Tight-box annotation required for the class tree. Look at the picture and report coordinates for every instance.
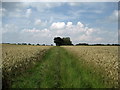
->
[76,43,88,46]
[22,43,27,45]
[42,44,45,46]
[28,43,31,45]
[54,37,63,46]
[62,37,72,45]
[54,37,72,46]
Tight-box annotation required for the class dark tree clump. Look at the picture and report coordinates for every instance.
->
[54,37,63,46]
[54,37,72,46]
[62,37,72,45]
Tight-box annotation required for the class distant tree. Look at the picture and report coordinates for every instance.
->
[111,44,119,46]
[18,43,21,45]
[62,37,72,45]
[28,43,31,45]
[54,37,63,46]
[54,37,73,46]
[22,43,27,45]
[76,43,88,46]
[37,44,40,46]
[42,44,45,46]
[12,43,16,45]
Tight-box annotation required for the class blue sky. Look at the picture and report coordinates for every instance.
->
[1,2,119,44]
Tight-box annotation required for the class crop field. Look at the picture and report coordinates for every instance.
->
[2,44,51,88]
[2,44,51,71]
[63,46,119,87]
[1,44,119,88]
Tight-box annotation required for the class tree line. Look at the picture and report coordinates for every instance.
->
[2,37,120,46]
[54,37,120,46]
[2,43,53,46]
[76,43,120,46]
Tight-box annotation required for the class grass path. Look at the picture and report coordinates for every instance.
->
[11,47,108,88]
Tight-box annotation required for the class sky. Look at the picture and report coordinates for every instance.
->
[1,2,119,45]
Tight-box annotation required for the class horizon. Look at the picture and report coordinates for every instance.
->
[1,2,119,44]
[1,42,120,45]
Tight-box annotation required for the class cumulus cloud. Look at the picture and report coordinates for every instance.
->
[2,2,118,44]
[3,20,117,44]
[77,22,84,27]
[23,21,108,43]
[49,21,116,44]
[66,22,73,28]
[50,22,65,29]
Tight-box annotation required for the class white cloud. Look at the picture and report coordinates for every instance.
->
[66,22,73,28]
[2,2,118,44]
[2,19,117,44]
[49,21,106,43]
[50,22,65,29]
[77,22,84,28]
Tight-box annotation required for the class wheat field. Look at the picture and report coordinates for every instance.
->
[2,44,51,73]
[63,46,118,87]
[1,44,119,88]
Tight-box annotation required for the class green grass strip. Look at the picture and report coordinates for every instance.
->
[11,47,110,88]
